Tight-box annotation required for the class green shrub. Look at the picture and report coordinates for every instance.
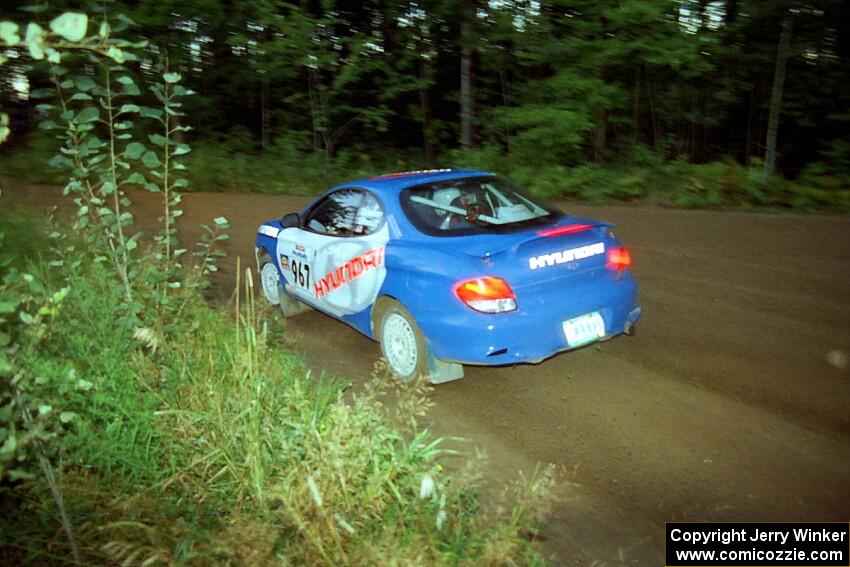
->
[27,257,177,487]
[0,205,41,274]
[184,137,433,195]
[8,129,848,212]
[0,133,65,185]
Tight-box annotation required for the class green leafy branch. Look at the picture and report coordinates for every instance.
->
[0,12,144,144]
[114,70,204,300]
[43,64,144,302]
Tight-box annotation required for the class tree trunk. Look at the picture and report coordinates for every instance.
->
[325,139,333,173]
[632,66,641,147]
[499,64,512,155]
[593,108,607,160]
[646,72,660,151]
[261,78,270,149]
[460,3,476,149]
[460,35,473,148]
[725,0,738,24]
[698,0,710,29]
[308,70,322,152]
[419,58,435,166]
[765,9,793,177]
[745,85,754,162]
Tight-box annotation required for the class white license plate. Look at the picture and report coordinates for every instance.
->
[562,312,606,347]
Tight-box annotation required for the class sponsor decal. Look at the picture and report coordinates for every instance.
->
[314,246,385,299]
[279,254,289,270]
[529,242,605,270]
[291,244,309,260]
[258,224,280,238]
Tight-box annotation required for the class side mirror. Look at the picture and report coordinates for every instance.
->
[281,212,300,228]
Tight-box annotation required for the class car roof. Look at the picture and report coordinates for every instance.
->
[334,168,494,193]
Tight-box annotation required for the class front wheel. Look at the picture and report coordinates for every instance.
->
[377,301,430,381]
[260,258,281,305]
[259,253,310,317]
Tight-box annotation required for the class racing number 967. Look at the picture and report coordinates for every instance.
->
[291,260,311,290]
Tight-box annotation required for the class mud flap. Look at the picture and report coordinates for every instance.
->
[428,355,464,384]
[278,282,312,317]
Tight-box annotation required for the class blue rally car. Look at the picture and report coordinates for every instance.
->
[255,169,641,383]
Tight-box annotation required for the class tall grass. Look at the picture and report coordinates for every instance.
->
[1,229,556,565]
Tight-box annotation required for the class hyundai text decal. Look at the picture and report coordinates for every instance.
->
[529,242,605,270]
[314,247,385,299]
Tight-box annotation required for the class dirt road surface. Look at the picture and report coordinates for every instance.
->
[5,180,850,565]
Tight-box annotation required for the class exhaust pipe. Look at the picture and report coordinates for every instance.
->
[625,322,637,336]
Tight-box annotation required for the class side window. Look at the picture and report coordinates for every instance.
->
[352,192,383,235]
[304,189,384,236]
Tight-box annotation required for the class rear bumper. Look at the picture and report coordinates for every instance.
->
[419,274,641,365]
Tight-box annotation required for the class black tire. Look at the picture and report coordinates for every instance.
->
[374,299,430,381]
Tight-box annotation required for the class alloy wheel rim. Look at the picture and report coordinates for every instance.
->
[383,313,418,377]
[261,263,280,304]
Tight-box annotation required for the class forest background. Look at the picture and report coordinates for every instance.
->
[2,0,848,210]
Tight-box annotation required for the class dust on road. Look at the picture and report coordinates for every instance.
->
[5,180,850,565]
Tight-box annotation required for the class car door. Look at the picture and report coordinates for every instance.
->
[276,188,390,318]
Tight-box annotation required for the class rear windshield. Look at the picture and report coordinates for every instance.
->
[400,176,559,236]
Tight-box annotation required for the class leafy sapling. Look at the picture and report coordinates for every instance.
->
[44,61,144,303]
[0,12,140,145]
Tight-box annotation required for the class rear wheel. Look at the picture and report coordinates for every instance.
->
[376,300,430,381]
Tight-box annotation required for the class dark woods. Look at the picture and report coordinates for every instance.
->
[3,0,849,186]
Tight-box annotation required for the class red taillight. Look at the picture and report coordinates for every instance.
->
[536,224,593,238]
[454,276,517,313]
[606,246,632,271]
